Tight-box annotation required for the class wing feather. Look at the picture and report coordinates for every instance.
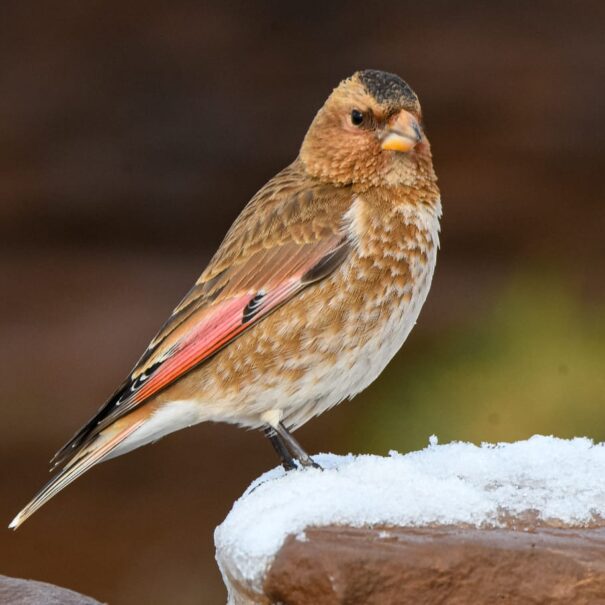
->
[51,161,353,468]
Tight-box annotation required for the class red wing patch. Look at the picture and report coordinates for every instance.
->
[51,237,350,469]
[129,279,299,405]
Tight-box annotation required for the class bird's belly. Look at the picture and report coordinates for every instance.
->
[279,249,437,428]
[180,241,437,430]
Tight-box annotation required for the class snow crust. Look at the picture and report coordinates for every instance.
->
[215,436,605,594]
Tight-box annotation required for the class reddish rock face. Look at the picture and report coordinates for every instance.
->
[0,574,102,605]
[256,526,605,605]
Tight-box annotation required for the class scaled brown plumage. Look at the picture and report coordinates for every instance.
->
[11,70,441,529]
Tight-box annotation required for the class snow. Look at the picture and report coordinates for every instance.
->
[214,435,605,595]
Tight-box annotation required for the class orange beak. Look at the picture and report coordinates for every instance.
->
[381,109,422,152]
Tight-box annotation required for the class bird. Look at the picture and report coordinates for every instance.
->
[10,69,441,529]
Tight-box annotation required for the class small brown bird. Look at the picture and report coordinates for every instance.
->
[10,70,441,529]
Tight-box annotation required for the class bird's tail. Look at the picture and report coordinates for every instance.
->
[9,418,145,530]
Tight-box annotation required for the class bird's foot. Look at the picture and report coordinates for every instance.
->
[282,458,298,472]
[275,422,322,470]
[265,422,322,471]
[295,454,323,471]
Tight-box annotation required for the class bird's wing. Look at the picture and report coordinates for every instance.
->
[51,164,353,468]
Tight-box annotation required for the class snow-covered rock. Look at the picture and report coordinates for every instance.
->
[215,436,605,603]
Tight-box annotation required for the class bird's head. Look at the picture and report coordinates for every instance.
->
[300,70,434,188]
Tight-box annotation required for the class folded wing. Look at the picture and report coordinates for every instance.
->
[51,170,353,469]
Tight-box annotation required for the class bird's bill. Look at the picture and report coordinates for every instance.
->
[381,109,422,152]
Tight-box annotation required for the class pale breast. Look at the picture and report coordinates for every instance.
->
[276,195,441,427]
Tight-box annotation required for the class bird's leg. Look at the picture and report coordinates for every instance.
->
[264,426,297,471]
[274,422,322,470]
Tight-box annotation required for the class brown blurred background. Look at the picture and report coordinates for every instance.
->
[1,1,604,603]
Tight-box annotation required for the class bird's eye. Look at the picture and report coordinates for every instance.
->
[350,109,364,126]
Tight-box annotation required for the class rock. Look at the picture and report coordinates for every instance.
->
[264,526,605,605]
[215,441,605,604]
[0,575,102,605]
